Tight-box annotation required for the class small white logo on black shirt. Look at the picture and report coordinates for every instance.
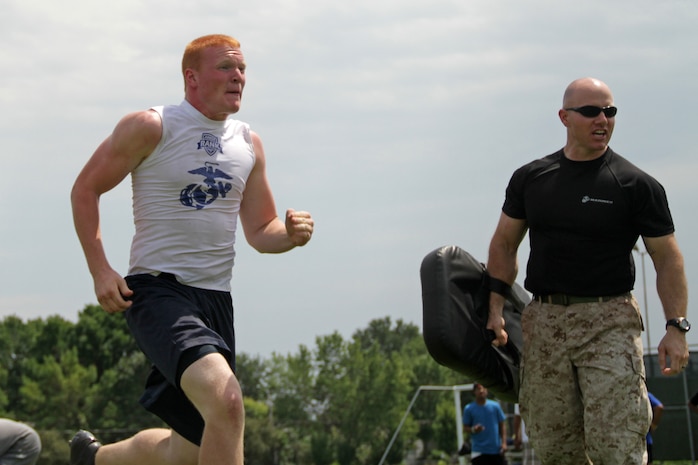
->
[582,195,614,205]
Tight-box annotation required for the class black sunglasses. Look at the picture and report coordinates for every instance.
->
[565,105,617,118]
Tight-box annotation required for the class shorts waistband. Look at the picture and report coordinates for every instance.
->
[158,272,177,281]
[534,292,631,306]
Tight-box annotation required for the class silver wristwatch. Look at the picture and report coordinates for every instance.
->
[666,317,691,333]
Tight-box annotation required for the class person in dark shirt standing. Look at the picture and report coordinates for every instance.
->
[485,77,689,465]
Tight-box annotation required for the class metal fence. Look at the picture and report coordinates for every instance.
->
[645,351,697,463]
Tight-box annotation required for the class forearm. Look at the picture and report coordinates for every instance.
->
[486,213,526,285]
[655,261,688,320]
[650,419,660,430]
[487,237,519,318]
[513,417,522,440]
[648,236,690,374]
[71,186,112,277]
[646,235,688,319]
[246,217,296,254]
[487,240,518,284]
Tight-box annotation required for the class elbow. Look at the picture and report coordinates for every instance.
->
[70,179,93,207]
[70,181,80,205]
[244,232,277,254]
[242,217,292,254]
[244,234,265,253]
[70,182,86,213]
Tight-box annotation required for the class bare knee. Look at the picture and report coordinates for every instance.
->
[180,353,245,428]
[205,376,245,428]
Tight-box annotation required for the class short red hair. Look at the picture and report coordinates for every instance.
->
[181,34,241,80]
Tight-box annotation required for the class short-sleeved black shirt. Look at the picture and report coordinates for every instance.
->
[503,148,674,296]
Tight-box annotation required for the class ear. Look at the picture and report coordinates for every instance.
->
[184,68,198,88]
[558,108,569,127]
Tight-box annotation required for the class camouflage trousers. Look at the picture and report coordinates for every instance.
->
[521,442,541,465]
[519,294,652,465]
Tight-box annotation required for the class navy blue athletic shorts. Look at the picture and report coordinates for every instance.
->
[124,272,236,446]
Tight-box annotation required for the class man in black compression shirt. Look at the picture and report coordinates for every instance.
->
[485,77,689,465]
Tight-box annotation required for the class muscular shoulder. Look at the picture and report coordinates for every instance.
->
[249,129,265,164]
[603,148,669,203]
[116,109,162,143]
[604,149,655,182]
[249,129,262,147]
[512,150,563,181]
[111,109,163,162]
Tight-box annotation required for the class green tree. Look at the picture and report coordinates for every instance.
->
[408,343,468,459]
[28,315,75,361]
[86,351,159,430]
[267,346,316,428]
[431,397,459,453]
[0,315,38,416]
[0,309,476,465]
[19,347,97,429]
[312,320,418,465]
[352,317,421,355]
[264,346,317,465]
[74,305,138,380]
[244,397,280,465]
[346,344,415,465]
[237,352,270,401]
[309,430,334,465]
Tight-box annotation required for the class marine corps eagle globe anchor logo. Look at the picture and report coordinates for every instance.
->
[180,133,233,209]
[180,162,233,209]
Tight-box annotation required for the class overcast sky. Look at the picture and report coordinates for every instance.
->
[1,0,697,359]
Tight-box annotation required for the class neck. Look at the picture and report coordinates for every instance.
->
[563,144,607,162]
[184,96,233,121]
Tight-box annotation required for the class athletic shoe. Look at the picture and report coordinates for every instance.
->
[69,430,101,465]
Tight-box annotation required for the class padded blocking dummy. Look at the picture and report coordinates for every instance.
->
[420,245,529,402]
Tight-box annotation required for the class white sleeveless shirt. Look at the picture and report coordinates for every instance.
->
[128,100,256,291]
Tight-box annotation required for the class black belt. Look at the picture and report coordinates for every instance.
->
[534,293,630,306]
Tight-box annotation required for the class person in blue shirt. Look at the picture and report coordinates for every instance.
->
[646,392,664,465]
[463,383,507,465]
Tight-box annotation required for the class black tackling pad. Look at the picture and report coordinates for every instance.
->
[420,245,529,402]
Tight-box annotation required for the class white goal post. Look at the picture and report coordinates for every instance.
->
[377,384,474,465]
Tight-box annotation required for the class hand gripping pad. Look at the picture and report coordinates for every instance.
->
[420,245,529,402]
